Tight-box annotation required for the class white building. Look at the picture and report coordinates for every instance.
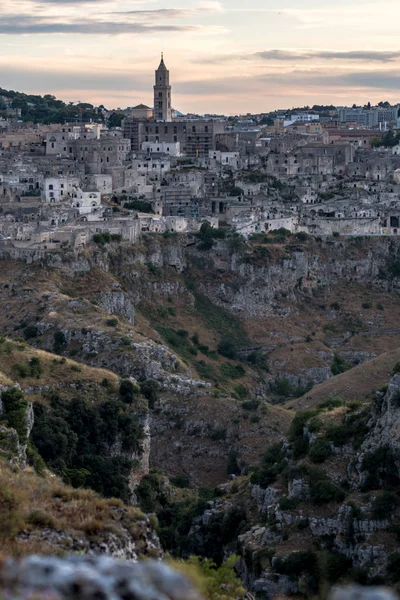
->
[71,187,101,214]
[142,141,181,156]
[44,177,80,203]
[209,151,239,169]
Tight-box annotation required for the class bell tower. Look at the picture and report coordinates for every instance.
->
[153,53,172,122]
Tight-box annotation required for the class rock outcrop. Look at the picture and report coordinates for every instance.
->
[0,556,202,600]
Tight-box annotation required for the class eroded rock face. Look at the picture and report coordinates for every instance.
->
[360,375,400,475]
[0,556,202,600]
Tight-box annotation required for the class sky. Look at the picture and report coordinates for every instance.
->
[1,0,400,114]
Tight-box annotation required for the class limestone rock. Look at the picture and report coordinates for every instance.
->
[0,556,203,600]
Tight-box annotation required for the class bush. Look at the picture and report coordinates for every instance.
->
[27,509,57,529]
[371,491,399,520]
[2,387,29,443]
[362,446,400,490]
[326,553,352,583]
[119,379,138,403]
[308,438,333,463]
[23,324,38,340]
[93,233,122,245]
[217,339,237,359]
[220,364,245,380]
[275,378,293,397]
[392,362,400,375]
[106,318,118,327]
[242,399,260,411]
[53,330,66,354]
[279,497,298,511]
[289,409,317,440]
[234,385,248,399]
[171,475,191,489]
[274,550,319,577]
[31,395,144,502]
[331,354,351,376]
[311,480,345,504]
[387,552,400,582]
[326,424,348,446]
[140,380,159,409]
[124,200,154,213]
[0,485,24,539]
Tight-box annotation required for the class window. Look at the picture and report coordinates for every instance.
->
[165,126,168,134]
[49,184,54,190]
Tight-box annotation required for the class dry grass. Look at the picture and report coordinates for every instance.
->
[0,338,119,390]
[286,346,400,410]
[0,458,149,557]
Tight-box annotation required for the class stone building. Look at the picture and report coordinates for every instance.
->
[153,54,172,122]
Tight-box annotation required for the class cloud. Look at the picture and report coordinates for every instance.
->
[0,15,200,35]
[254,50,400,63]
[200,49,400,64]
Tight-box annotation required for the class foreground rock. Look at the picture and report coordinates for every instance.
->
[0,556,203,600]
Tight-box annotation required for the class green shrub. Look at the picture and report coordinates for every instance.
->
[289,409,317,440]
[319,397,343,411]
[308,438,332,463]
[15,363,29,378]
[31,395,144,502]
[392,362,400,375]
[241,399,260,411]
[275,378,293,397]
[211,428,227,441]
[362,302,372,309]
[279,497,298,511]
[362,446,400,490]
[292,435,309,459]
[371,491,399,520]
[119,379,138,403]
[325,553,352,583]
[53,330,66,354]
[124,200,154,213]
[220,364,245,380]
[171,475,191,489]
[326,424,348,446]
[106,318,118,327]
[310,480,345,504]
[274,550,319,577]
[140,380,159,409]
[0,485,24,539]
[234,385,248,399]
[23,324,38,340]
[2,388,29,444]
[217,339,237,359]
[331,354,351,376]
[387,553,400,582]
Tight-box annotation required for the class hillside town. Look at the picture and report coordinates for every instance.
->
[2,55,400,256]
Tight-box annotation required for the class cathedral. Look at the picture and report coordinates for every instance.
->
[153,54,172,122]
[123,55,225,156]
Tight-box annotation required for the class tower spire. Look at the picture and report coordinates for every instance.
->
[154,54,172,121]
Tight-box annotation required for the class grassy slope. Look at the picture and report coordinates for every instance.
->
[0,456,158,558]
[285,346,400,410]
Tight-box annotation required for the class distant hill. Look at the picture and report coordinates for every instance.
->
[0,87,103,124]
